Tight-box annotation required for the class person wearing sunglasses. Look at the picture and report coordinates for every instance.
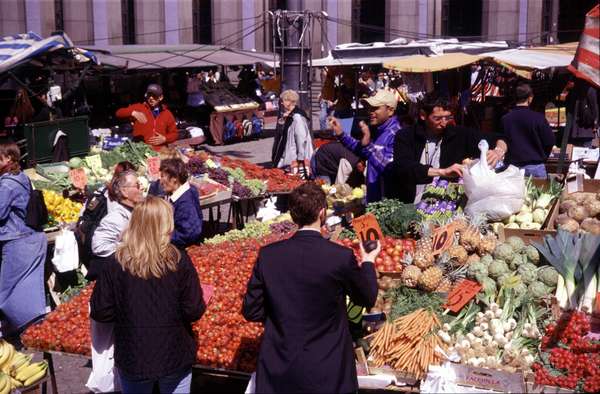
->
[116,84,178,151]
[393,92,508,203]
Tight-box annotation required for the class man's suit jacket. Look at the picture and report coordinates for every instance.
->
[242,230,378,393]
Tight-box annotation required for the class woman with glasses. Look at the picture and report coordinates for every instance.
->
[115,84,178,151]
[393,93,509,203]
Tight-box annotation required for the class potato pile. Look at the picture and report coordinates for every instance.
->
[556,191,600,235]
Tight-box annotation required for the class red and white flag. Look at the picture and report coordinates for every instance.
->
[568,5,600,88]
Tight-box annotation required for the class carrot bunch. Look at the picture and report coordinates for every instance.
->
[368,308,446,379]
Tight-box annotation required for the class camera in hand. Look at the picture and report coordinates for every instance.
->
[362,240,378,253]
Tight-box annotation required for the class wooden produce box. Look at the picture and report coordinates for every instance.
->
[499,200,560,245]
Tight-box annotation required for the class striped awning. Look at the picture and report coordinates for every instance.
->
[568,5,600,87]
[0,32,98,74]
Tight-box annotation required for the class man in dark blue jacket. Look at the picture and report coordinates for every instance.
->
[242,182,379,394]
[149,158,203,248]
[501,83,555,178]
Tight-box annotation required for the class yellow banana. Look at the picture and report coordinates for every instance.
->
[0,342,14,370]
[0,373,9,394]
[10,376,22,388]
[15,361,47,382]
[23,365,48,387]
[0,342,7,367]
[9,353,32,376]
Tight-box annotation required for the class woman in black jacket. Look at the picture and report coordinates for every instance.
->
[90,196,205,394]
[393,94,508,203]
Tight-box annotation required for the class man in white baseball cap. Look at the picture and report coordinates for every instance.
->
[329,89,401,202]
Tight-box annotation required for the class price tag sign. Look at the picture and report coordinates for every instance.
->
[84,154,102,170]
[352,213,383,243]
[432,222,458,256]
[444,279,482,313]
[201,283,214,305]
[69,168,88,190]
[147,156,161,180]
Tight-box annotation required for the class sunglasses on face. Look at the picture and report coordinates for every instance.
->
[145,93,159,100]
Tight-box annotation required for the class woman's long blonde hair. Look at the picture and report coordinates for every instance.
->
[116,196,180,279]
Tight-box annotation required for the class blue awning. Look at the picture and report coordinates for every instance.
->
[0,32,98,74]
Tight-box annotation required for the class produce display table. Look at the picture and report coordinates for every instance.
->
[209,108,262,145]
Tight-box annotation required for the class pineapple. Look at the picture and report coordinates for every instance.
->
[459,225,481,253]
[414,249,435,270]
[401,265,422,288]
[435,277,453,293]
[448,245,469,265]
[418,266,444,291]
[477,235,498,256]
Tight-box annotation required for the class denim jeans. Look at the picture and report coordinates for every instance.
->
[520,163,547,179]
[119,368,192,394]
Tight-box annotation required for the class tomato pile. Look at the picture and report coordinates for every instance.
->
[22,231,294,372]
[22,285,93,356]
[220,156,304,193]
[533,311,600,392]
[338,236,416,273]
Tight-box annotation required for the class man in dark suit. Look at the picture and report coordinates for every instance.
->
[242,182,380,394]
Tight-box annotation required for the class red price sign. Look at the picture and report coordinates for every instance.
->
[444,279,482,313]
[69,168,88,190]
[147,156,161,180]
[432,222,458,256]
[352,213,383,243]
[201,283,214,305]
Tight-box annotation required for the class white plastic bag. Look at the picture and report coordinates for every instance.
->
[51,229,79,273]
[86,318,121,393]
[463,140,525,221]
[245,372,256,394]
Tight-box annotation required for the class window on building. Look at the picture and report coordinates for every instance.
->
[351,0,385,43]
[442,0,482,41]
[558,0,597,42]
[54,0,64,32]
[193,0,212,44]
[121,0,136,44]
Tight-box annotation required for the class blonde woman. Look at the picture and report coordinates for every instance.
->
[90,197,205,394]
[271,89,314,178]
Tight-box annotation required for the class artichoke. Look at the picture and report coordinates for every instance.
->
[480,254,494,266]
[467,261,488,280]
[517,263,538,284]
[506,236,525,254]
[488,259,510,279]
[508,254,525,271]
[481,276,497,294]
[529,281,549,300]
[538,266,559,288]
[492,243,514,262]
[524,245,540,265]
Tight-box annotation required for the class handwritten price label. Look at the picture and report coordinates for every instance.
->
[444,279,482,313]
[147,156,161,180]
[352,213,383,243]
[432,222,458,256]
[69,168,88,190]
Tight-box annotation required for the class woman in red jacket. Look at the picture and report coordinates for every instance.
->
[116,84,178,150]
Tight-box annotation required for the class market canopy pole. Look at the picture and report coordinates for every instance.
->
[272,2,314,112]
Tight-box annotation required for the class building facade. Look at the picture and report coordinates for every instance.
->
[0,0,594,56]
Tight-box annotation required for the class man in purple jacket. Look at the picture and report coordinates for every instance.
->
[330,89,401,202]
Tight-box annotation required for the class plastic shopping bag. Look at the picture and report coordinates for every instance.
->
[462,140,525,221]
[51,229,79,273]
[245,372,256,394]
[86,318,121,393]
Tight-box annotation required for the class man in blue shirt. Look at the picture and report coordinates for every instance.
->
[501,83,555,178]
[329,89,401,202]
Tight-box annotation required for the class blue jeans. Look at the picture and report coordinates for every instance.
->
[119,368,192,394]
[521,163,547,179]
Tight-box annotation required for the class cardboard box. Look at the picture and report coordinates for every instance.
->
[436,363,526,393]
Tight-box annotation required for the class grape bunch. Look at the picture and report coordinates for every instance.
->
[187,156,207,176]
[269,220,297,235]
[232,181,253,198]
[208,168,230,186]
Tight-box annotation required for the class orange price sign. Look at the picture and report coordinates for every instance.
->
[351,213,383,243]
[444,279,482,313]
[147,156,161,180]
[69,168,88,190]
[432,222,458,256]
